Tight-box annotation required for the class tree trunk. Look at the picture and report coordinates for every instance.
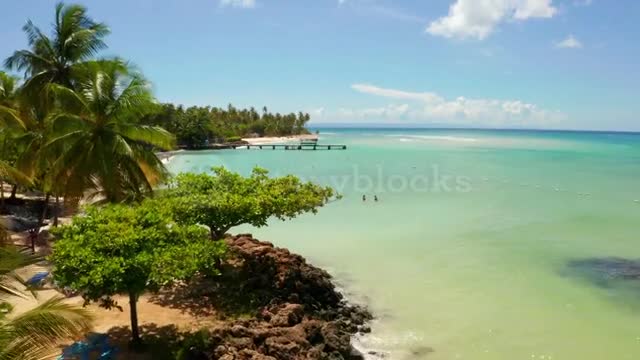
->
[9,184,17,199]
[0,180,5,213]
[53,196,60,227]
[129,292,141,344]
[210,226,229,241]
[33,193,50,253]
[38,193,50,228]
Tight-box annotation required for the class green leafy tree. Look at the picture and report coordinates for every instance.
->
[47,60,175,202]
[50,203,226,343]
[0,246,93,360]
[163,167,336,240]
[4,2,109,95]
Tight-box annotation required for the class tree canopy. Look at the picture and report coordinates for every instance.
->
[50,202,226,342]
[4,2,109,94]
[162,167,336,240]
[2,3,173,204]
[142,104,312,149]
[46,60,175,202]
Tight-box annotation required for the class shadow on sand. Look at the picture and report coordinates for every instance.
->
[101,323,210,360]
[147,264,276,320]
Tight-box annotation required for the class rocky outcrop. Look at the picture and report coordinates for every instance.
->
[196,235,373,360]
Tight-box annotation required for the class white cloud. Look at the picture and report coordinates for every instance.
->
[342,83,566,126]
[309,107,326,117]
[338,104,410,120]
[555,35,583,49]
[220,0,256,9]
[351,84,442,103]
[427,0,557,40]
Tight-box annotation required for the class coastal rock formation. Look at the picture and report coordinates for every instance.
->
[194,234,372,360]
[567,257,640,280]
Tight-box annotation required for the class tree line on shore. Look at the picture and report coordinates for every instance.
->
[142,104,311,149]
[0,3,332,358]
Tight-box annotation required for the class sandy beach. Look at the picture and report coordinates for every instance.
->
[241,134,318,145]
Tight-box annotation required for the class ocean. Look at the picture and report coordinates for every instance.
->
[167,128,640,360]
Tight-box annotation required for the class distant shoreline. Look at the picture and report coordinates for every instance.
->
[241,134,318,145]
[157,134,320,162]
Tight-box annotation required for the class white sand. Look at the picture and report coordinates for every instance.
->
[241,134,318,145]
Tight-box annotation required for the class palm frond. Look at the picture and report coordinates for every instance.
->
[119,124,175,150]
[0,105,26,130]
[0,246,43,297]
[0,160,32,187]
[47,84,89,115]
[0,297,93,360]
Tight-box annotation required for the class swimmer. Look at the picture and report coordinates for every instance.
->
[374,195,379,202]
[362,194,366,202]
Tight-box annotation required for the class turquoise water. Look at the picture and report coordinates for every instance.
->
[168,129,640,360]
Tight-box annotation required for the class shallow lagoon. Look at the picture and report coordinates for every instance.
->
[169,129,640,359]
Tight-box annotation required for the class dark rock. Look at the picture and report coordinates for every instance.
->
[410,346,435,357]
[199,235,374,360]
[349,347,365,360]
[231,325,253,338]
[358,325,371,334]
[567,257,640,280]
[322,351,345,360]
[214,345,228,358]
[227,337,254,350]
[320,323,350,353]
[264,336,303,360]
[270,303,304,327]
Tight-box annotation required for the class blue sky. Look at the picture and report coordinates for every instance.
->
[1,0,639,131]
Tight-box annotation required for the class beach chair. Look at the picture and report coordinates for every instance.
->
[88,332,117,359]
[56,341,90,360]
[25,271,49,287]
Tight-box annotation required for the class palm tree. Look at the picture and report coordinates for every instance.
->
[0,246,93,360]
[47,60,175,203]
[4,2,109,95]
[0,70,32,209]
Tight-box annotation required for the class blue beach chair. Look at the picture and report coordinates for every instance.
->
[56,341,90,360]
[88,332,118,359]
[25,271,49,287]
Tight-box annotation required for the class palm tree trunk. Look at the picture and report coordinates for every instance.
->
[0,180,5,213]
[129,292,141,344]
[32,193,50,252]
[9,184,17,200]
[38,193,50,228]
[53,195,60,227]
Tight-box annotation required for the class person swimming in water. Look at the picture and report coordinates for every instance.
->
[362,195,366,202]
[374,195,378,202]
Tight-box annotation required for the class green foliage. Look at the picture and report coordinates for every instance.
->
[51,202,226,298]
[4,2,109,94]
[46,60,175,202]
[0,245,93,360]
[142,104,312,148]
[3,4,172,203]
[50,202,226,341]
[162,167,336,239]
[224,136,242,143]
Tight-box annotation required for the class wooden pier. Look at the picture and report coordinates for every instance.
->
[231,144,347,150]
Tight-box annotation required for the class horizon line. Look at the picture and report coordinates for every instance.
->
[307,123,640,135]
